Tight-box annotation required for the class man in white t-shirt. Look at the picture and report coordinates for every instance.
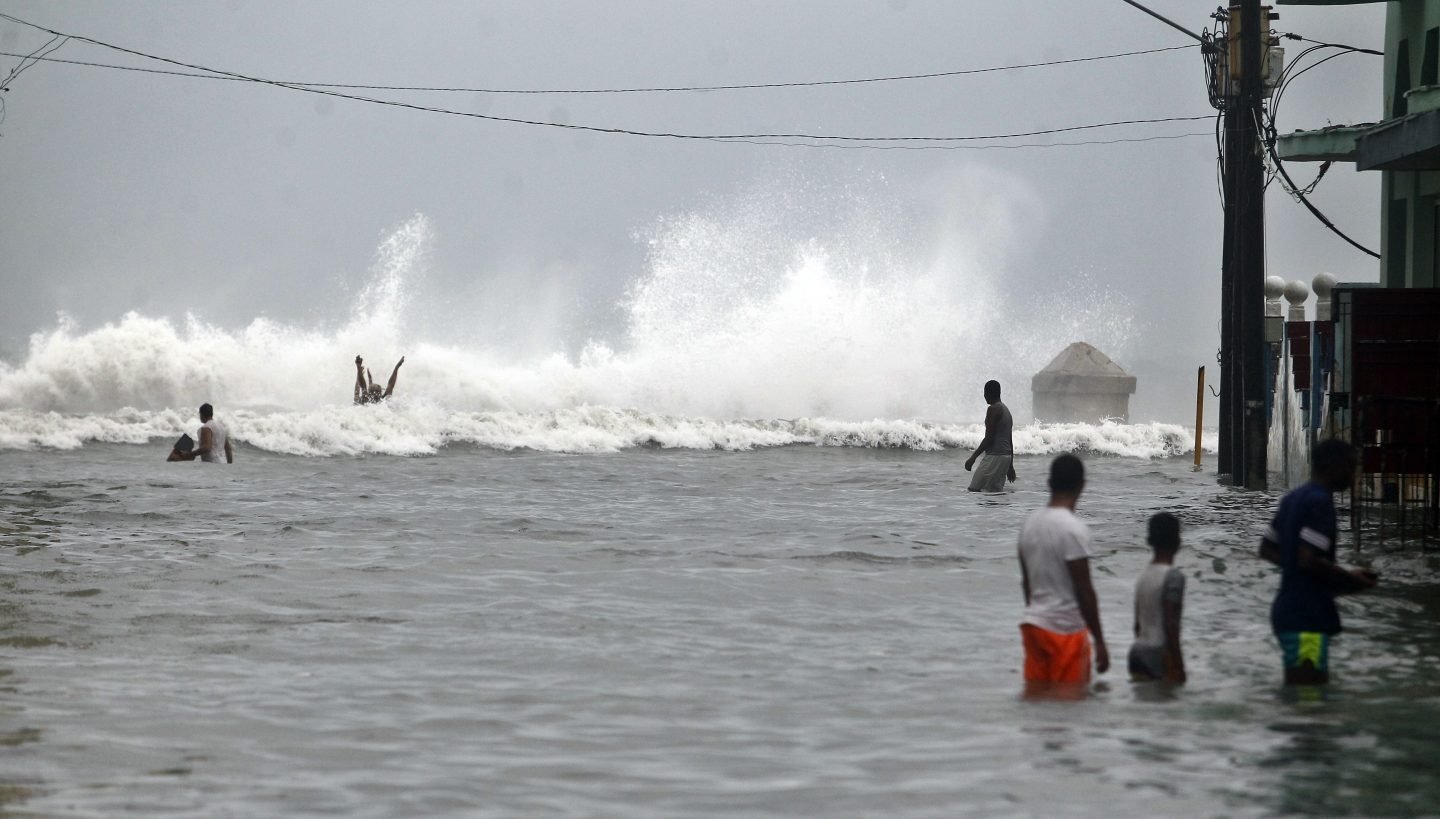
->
[1017,454,1108,685]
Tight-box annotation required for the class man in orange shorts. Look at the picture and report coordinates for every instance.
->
[1017,454,1109,686]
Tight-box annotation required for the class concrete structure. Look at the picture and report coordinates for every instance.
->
[1031,342,1137,423]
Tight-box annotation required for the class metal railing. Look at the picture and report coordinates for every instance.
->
[1352,396,1440,550]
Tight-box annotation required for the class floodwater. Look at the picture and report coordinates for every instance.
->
[3,444,1438,817]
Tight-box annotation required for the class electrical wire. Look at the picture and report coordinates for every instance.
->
[1214,110,1226,209]
[1,31,67,90]
[1221,28,1381,257]
[1285,36,1382,57]
[1265,137,1379,258]
[1,28,71,131]
[731,131,1211,150]
[0,43,1197,95]
[0,12,1211,146]
[1270,46,1364,129]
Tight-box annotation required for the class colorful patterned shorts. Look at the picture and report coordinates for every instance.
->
[1277,631,1330,672]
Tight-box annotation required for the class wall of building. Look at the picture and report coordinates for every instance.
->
[1032,392,1131,424]
[1382,1,1440,288]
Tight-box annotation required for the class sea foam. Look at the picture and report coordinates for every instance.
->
[0,196,1181,457]
[0,403,1212,457]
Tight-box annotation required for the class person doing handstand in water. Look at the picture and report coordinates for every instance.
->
[354,355,404,404]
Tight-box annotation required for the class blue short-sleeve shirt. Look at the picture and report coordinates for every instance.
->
[1267,480,1342,635]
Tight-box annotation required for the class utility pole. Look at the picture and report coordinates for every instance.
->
[1219,0,1269,489]
[1120,0,1271,488]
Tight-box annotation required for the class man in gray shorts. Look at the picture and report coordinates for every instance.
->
[965,380,1016,492]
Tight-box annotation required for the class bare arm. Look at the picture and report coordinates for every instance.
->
[384,356,404,398]
[1262,530,1375,594]
[187,425,215,461]
[1066,557,1109,673]
[1162,595,1185,683]
[966,404,999,470]
[224,436,234,464]
[1019,553,1032,606]
[354,356,367,404]
[1296,543,1377,595]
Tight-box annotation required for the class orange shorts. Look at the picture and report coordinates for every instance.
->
[1021,623,1092,683]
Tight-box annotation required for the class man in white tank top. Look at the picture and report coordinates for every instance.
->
[174,403,234,463]
[965,380,1016,492]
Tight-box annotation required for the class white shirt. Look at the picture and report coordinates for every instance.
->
[1018,506,1093,634]
[1132,563,1184,650]
[200,418,227,463]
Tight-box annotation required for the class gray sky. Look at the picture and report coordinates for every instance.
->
[0,1,1386,421]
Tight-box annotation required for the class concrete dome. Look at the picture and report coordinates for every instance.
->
[1031,342,1137,423]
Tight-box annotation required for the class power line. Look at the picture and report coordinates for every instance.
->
[1,27,71,130]
[0,44,1197,95]
[1258,33,1380,257]
[0,12,1211,146]
[0,31,68,91]
[1117,0,1205,43]
[728,131,1211,150]
[1284,35,1382,57]
[1265,138,1379,258]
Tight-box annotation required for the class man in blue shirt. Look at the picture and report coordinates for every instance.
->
[1259,439,1378,685]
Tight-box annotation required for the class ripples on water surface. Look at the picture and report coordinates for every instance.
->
[2,445,1439,817]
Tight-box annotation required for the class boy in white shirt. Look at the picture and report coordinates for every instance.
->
[1128,513,1185,684]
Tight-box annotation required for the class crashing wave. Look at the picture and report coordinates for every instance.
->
[0,404,1213,458]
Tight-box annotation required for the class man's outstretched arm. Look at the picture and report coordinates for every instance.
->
[384,356,405,398]
[354,355,368,404]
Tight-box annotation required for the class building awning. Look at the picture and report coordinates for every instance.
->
[1355,108,1440,171]
[1275,124,1370,162]
[1276,110,1440,171]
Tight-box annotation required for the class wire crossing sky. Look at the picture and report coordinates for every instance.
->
[0,40,1197,94]
[0,11,1208,147]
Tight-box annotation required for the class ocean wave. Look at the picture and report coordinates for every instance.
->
[0,404,1215,458]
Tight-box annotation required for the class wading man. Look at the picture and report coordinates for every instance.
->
[169,402,234,464]
[1018,453,1108,691]
[965,379,1015,492]
[1259,439,1378,685]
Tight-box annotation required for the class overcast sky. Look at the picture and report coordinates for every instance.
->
[0,1,1386,420]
